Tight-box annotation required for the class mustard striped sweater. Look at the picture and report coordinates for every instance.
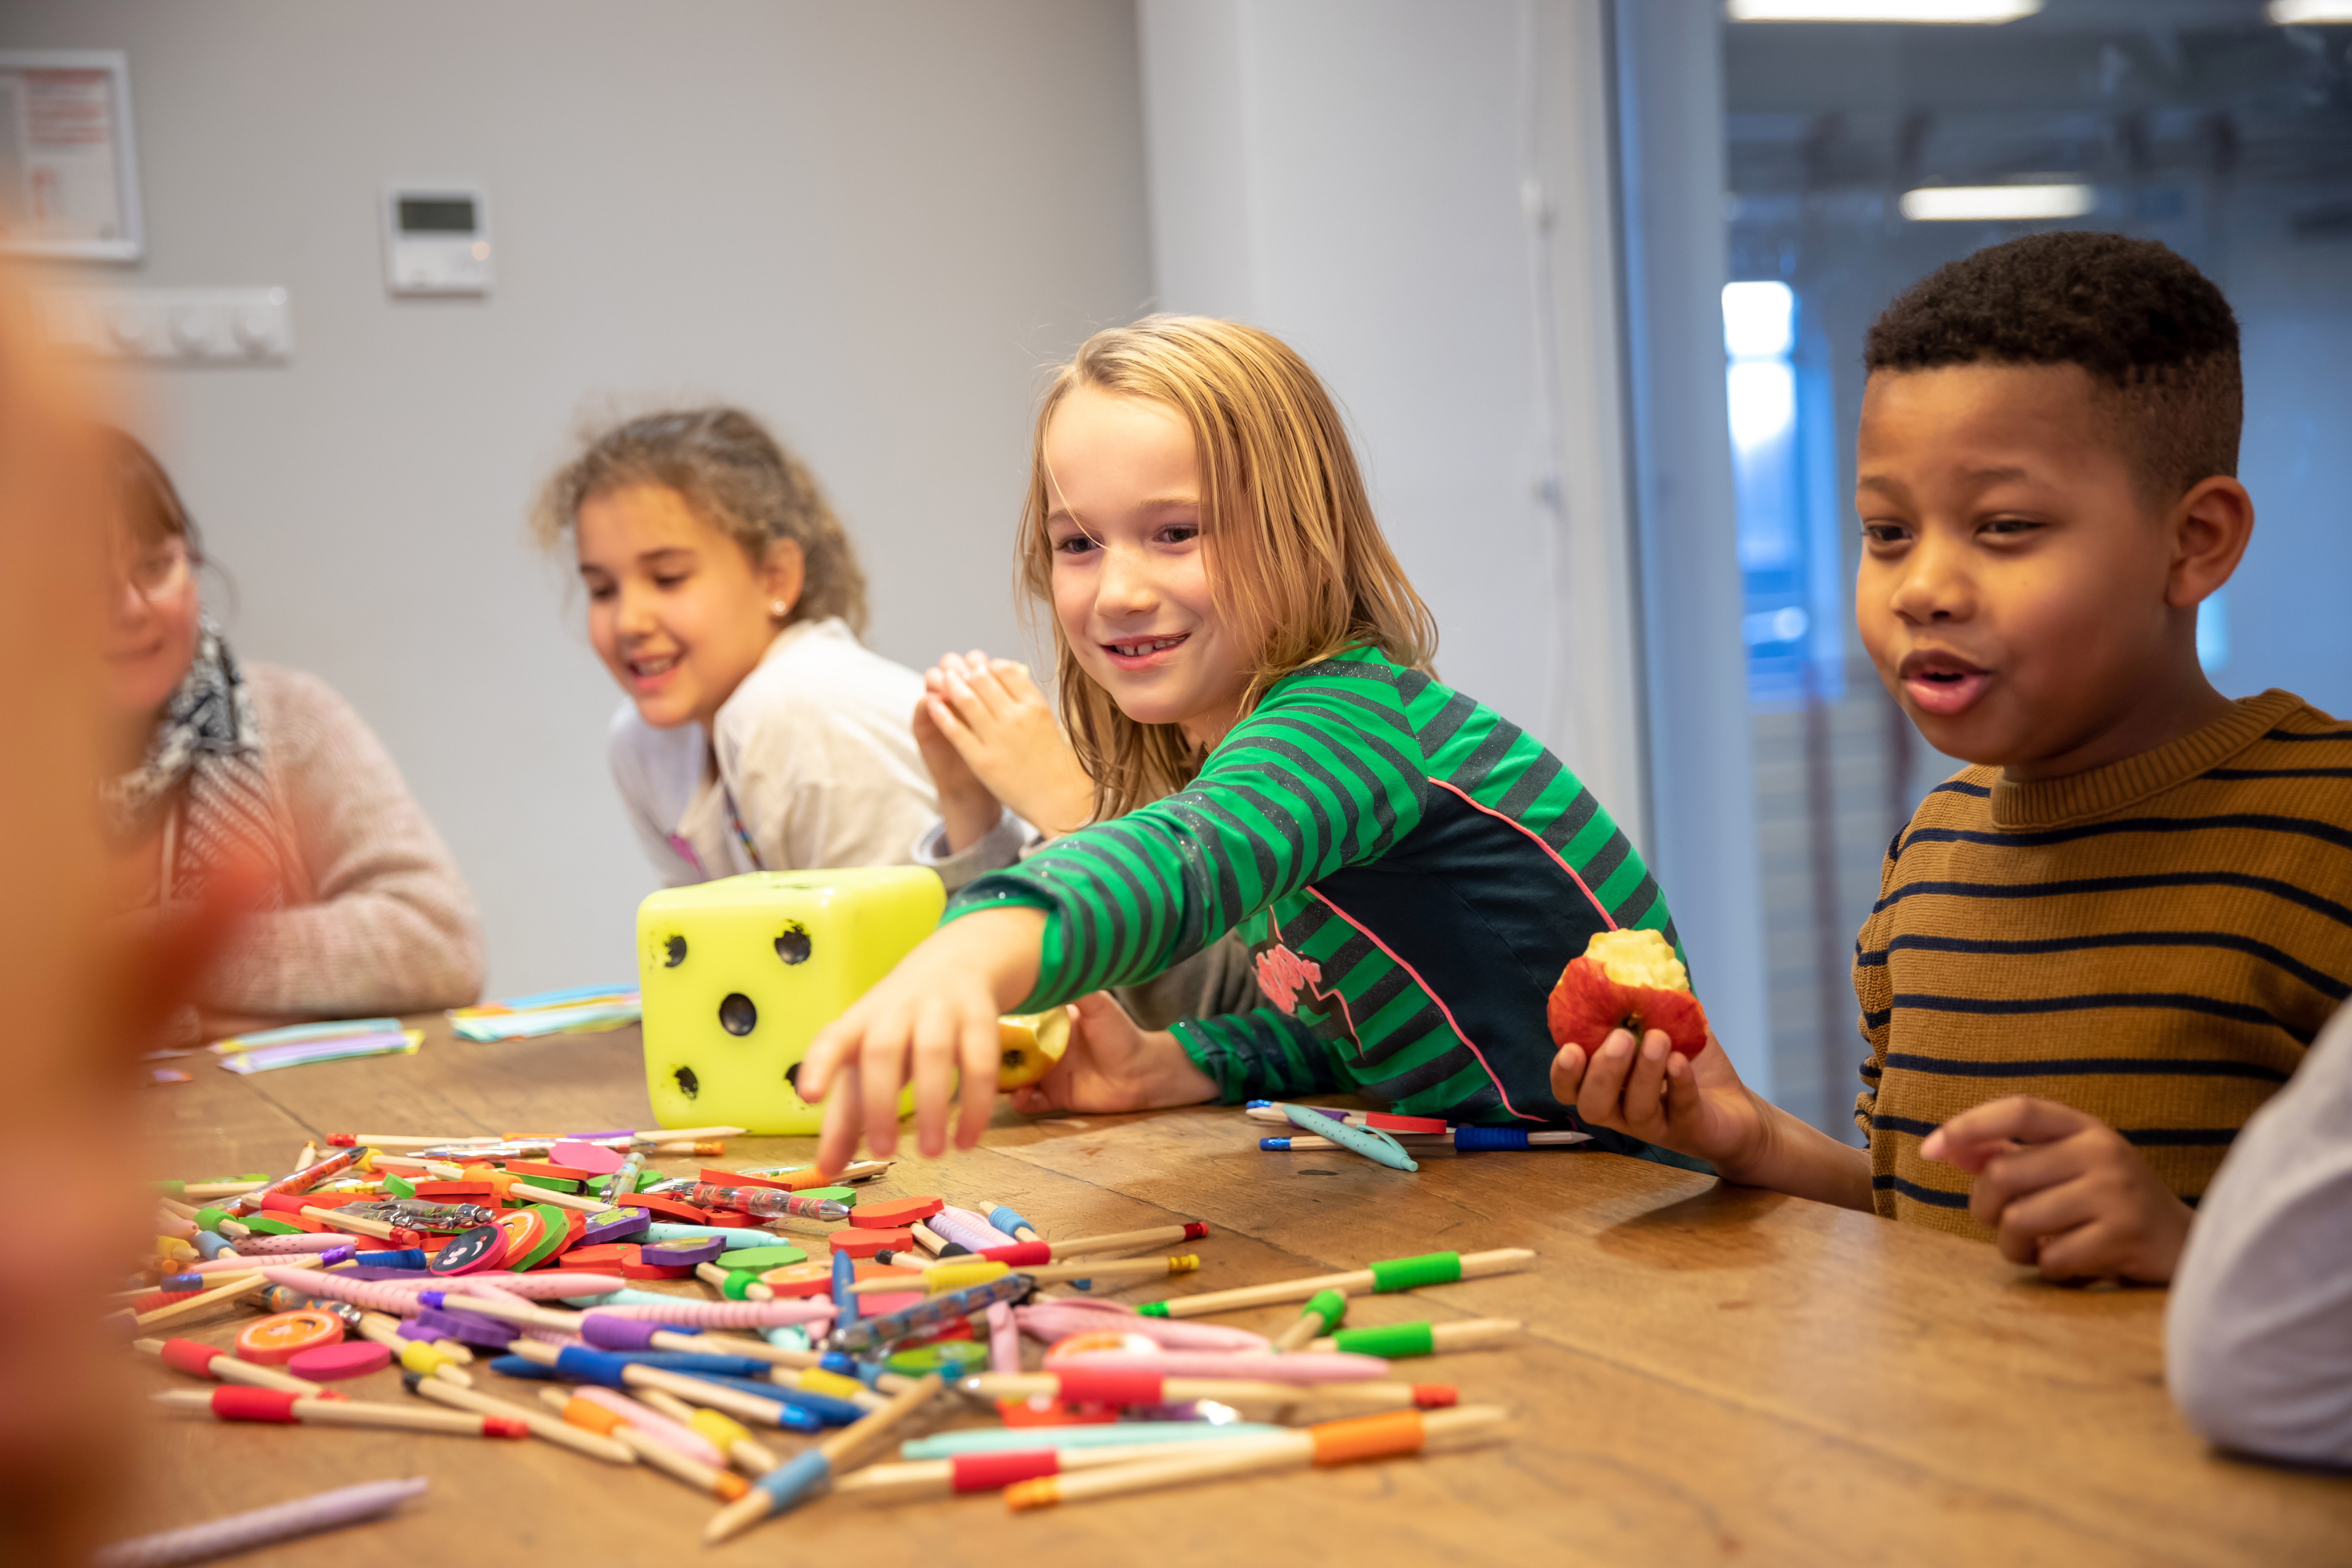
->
[1853,689,2350,1235]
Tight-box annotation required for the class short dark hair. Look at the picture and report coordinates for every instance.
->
[1863,232,2242,505]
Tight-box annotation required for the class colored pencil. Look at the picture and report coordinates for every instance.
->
[154,1387,528,1437]
[1308,1318,1523,1357]
[408,1375,631,1463]
[90,1477,428,1568]
[977,1201,1043,1244]
[959,1372,1453,1409]
[636,1387,783,1475]
[846,1254,1197,1295]
[133,1337,334,1400]
[704,1374,946,1543]
[356,1313,472,1386]
[1260,1128,1589,1152]
[499,1339,805,1429]
[1271,1288,1347,1353]
[837,1433,1306,1503]
[695,1261,773,1299]
[1137,1248,1535,1319]
[1004,1405,1507,1510]
[977,1222,1208,1264]
[540,1389,747,1498]
[132,1262,313,1332]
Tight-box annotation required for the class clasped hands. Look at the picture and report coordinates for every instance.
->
[910,649,1094,851]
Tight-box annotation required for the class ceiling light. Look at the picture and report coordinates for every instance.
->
[1726,1,2042,21]
[2268,1,2352,23]
[1899,183,2094,221]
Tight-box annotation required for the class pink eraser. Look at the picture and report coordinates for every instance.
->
[551,1140,627,1175]
[287,1341,394,1381]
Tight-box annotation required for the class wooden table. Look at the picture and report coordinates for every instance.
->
[129,1017,2350,1567]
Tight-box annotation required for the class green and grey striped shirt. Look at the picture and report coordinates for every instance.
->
[948,647,1689,1135]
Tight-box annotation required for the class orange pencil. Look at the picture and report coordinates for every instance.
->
[1005,1406,1507,1510]
[540,1389,749,1499]
[407,1375,632,1464]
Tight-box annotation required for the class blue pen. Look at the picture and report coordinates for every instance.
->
[1264,1125,1588,1153]
[830,1246,859,1334]
[705,1374,946,1542]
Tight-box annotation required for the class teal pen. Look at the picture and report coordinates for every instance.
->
[1276,1102,1418,1171]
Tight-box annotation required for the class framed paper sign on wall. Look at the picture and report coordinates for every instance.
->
[0,50,145,262]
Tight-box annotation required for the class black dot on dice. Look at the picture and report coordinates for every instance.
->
[775,924,812,965]
[718,993,757,1036]
[674,1065,700,1099]
[783,1062,803,1096]
[664,934,687,968]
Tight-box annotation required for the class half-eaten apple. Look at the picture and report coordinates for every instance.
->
[996,1006,1072,1089]
[1547,928,1710,1059]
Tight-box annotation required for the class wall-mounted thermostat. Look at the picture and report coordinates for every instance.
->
[383,183,492,295]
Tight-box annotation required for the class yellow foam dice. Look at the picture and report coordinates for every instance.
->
[636,868,944,1135]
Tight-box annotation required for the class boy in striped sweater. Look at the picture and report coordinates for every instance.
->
[1559,233,2346,1283]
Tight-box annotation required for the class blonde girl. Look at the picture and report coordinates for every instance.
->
[801,317,1694,1168]
[537,408,936,883]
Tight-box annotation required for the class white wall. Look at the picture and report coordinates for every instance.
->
[1612,0,1773,1093]
[1136,0,1774,1084]
[4,0,1154,997]
[1135,0,1648,842]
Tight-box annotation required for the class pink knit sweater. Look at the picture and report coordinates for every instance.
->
[123,662,486,1021]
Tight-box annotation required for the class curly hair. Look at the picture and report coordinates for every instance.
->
[532,406,869,634]
[1863,232,2241,506]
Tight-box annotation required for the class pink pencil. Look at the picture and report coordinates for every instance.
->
[987,1301,1022,1374]
[571,1386,728,1468]
[1040,1349,1392,1385]
[223,1233,358,1256]
[932,1206,1020,1253]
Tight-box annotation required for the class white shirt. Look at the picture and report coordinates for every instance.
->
[608,617,937,885]
[2167,1000,2352,1465]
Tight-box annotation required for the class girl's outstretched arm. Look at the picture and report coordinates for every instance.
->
[798,906,1046,1172]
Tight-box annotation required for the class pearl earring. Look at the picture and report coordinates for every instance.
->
[771,601,787,617]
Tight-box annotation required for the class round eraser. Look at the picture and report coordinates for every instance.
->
[234,1309,343,1366]
[287,1341,393,1381]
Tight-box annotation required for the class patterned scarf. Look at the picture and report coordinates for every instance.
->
[100,618,286,905]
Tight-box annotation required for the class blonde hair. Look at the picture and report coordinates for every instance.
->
[1020,316,1436,818]
[532,406,869,634]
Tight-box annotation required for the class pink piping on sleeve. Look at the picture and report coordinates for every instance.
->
[1305,887,1544,1123]
[1424,777,1616,929]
